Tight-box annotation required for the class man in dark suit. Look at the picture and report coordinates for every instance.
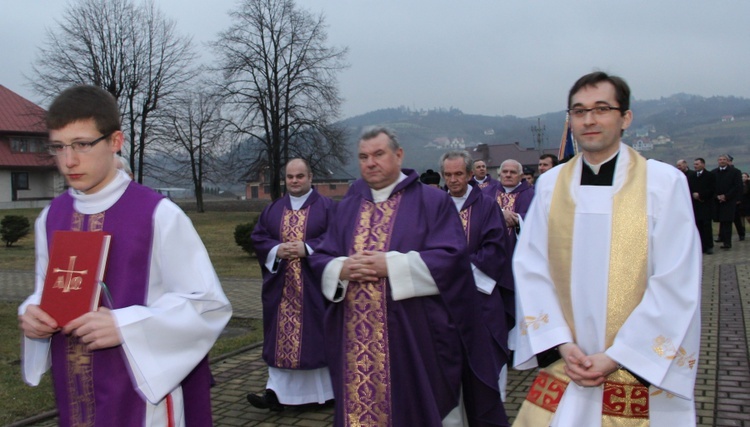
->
[727,155,746,241]
[689,158,716,254]
[712,154,742,249]
[677,159,696,180]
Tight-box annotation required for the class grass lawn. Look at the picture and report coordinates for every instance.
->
[0,206,265,424]
[0,302,55,425]
[0,208,263,278]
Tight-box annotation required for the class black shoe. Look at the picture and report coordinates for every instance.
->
[704,248,714,255]
[247,389,285,412]
[740,236,745,241]
[721,245,732,249]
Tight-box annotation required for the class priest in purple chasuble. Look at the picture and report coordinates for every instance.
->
[441,150,514,427]
[489,159,535,253]
[248,158,335,410]
[470,159,496,191]
[309,127,490,427]
[19,85,231,427]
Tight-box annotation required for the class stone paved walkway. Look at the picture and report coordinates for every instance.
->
[4,237,750,426]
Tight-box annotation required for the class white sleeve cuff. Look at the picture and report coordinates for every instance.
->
[472,263,496,295]
[266,245,281,273]
[322,257,349,302]
[387,251,440,301]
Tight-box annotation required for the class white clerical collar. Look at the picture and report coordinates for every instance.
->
[583,149,620,175]
[289,188,313,210]
[371,172,407,203]
[720,167,726,171]
[450,185,471,211]
[503,183,521,193]
[70,170,132,215]
[475,176,488,184]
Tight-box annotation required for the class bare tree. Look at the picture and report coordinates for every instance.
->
[213,0,348,200]
[123,1,197,183]
[30,0,134,100]
[29,0,196,183]
[154,87,227,213]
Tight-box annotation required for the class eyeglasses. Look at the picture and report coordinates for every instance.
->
[568,106,624,118]
[48,133,113,155]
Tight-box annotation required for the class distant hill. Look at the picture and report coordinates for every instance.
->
[337,94,750,175]
[144,93,750,192]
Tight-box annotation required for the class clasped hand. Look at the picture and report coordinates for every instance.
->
[558,342,619,387]
[340,250,388,283]
[278,241,306,259]
[502,209,519,227]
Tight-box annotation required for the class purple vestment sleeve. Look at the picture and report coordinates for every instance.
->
[511,180,535,220]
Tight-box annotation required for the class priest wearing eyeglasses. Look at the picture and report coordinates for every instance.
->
[511,72,701,427]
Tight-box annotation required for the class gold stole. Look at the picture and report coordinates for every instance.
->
[275,207,309,368]
[343,194,401,426]
[514,147,650,427]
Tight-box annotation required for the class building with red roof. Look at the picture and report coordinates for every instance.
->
[0,84,61,208]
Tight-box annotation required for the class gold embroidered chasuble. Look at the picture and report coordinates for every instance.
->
[497,192,518,213]
[275,207,310,369]
[342,192,402,427]
[515,147,652,427]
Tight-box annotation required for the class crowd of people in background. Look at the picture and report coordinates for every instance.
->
[676,155,749,253]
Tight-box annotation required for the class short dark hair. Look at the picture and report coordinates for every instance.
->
[694,157,706,164]
[47,85,121,134]
[539,154,559,166]
[568,71,631,115]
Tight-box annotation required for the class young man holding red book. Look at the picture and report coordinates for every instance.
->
[18,85,232,427]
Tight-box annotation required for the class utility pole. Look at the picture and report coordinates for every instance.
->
[530,118,547,154]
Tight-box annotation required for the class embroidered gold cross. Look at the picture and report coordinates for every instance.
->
[52,256,88,293]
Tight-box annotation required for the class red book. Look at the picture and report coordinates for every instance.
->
[40,230,112,326]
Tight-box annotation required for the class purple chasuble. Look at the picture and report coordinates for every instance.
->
[471,175,496,191]
[310,170,491,427]
[45,182,213,427]
[459,185,512,426]
[251,189,333,369]
[491,180,534,252]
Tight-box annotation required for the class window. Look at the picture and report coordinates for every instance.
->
[12,172,29,190]
[11,138,28,152]
[330,184,337,190]
[10,137,46,153]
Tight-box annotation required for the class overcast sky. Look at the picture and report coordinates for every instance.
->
[3,1,749,120]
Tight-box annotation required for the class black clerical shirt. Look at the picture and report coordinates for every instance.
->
[581,154,618,186]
